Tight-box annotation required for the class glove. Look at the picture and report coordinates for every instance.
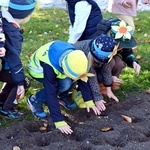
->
[54,121,68,128]
[85,100,95,108]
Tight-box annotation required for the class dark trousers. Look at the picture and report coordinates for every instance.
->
[109,55,125,78]
[0,70,17,110]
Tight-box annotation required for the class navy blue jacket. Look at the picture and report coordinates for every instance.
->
[2,18,25,85]
[41,62,93,123]
[66,0,103,40]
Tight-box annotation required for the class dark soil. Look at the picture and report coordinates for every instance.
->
[0,91,150,150]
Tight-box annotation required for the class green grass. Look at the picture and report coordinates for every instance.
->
[0,8,150,127]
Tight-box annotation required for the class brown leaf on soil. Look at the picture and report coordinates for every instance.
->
[146,88,150,94]
[101,127,113,132]
[122,115,132,123]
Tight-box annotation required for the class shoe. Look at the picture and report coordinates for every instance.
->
[0,109,24,119]
[27,95,47,118]
[59,94,77,110]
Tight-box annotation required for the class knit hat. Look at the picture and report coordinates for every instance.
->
[62,50,94,82]
[110,20,137,48]
[91,34,118,63]
[8,0,36,19]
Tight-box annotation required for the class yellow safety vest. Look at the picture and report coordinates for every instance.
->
[28,42,67,79]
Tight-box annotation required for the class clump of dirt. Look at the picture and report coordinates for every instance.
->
[0,91,150,150]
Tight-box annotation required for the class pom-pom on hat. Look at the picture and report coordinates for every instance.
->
[110,20,137,48]
[91,34,118,63]
[8,0,36,19]
[62,50,94,82]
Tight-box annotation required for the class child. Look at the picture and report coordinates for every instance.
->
[108,0,150,32]
[91,18,141,90]
[0,0,36,119]
[73,34,119,111]
[27,40,101,134]
[66,0,103,44]
[109,19,141,79]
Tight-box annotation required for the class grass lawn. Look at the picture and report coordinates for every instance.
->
[0,8,150,126]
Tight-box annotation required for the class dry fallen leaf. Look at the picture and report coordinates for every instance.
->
[40,126,47,131]
[101,127,113,132]
[136,55,141,59]
[13,146,21,150]
[134,17,139,21]
[122,115,132,123]
[146,88,150,94]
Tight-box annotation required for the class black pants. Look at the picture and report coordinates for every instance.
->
[0,70,30,110]
[0,83,17,110]
[0,70,16,110]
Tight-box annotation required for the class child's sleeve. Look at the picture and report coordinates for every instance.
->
[118,48,138,67]
[141,0,150,4]
[0,9,5,48]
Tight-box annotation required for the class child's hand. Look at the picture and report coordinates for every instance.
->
[95,100,106,112]
[58,125,73,135]
[0,47,6,57]
[16,85,25,101]
[55,121,73,134]
[112,76,123,84]
[133,61,141,76]
[85,100,101,115]
[122,0,132,8]
[86,105,101,115]
[106,87,119,102]
[141,0,150,4]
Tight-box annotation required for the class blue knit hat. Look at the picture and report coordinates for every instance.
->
[8,0,36,19]
[91,34,118,63]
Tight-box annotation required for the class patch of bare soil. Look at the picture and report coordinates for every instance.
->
[0,91,150,150]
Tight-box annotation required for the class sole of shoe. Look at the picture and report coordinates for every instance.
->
[27,98,36,113]
[27,100,47,119]
[59,101,70,110]
[59,101,77,110]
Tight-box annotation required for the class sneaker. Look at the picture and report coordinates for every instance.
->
[59,94,77,110]
[0,109,24,119]
[27,95,47,118]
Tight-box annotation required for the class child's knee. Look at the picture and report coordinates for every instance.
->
[115,60,124,70]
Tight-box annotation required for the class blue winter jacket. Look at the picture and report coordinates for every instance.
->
[2,18,25,85]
